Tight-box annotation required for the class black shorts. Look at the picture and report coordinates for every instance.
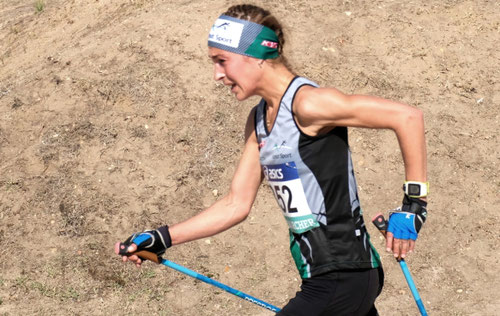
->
[277,267,384,316]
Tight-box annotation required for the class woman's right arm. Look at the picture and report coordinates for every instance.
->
[116,108,263,265]
[169,108,263,245]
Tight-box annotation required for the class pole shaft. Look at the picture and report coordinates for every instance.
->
[160,259,281,312]
[399,260,428,316]
[371,213,428,316]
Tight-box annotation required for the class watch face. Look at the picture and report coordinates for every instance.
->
[408,183,421,196]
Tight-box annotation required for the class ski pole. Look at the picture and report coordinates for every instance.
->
[372,213,429,316]
[134,250,281,313]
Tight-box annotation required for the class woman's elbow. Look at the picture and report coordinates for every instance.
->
[234,205,251,223]
[408,107,424,126]
[399,106,424,129]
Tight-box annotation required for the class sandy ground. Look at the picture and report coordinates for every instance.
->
[0,0,499,315]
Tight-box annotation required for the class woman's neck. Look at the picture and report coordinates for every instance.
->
[257,63,295,109]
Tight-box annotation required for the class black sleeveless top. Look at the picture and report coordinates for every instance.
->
[255,77,381,278]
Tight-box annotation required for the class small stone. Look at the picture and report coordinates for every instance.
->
[456,289,463,293]
[212,189,218,197]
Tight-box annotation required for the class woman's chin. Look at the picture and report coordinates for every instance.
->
[233,91,248,101]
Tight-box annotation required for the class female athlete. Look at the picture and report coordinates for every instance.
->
[115,4,428,316]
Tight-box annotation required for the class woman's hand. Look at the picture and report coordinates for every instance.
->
[114,226,172,267]
[114,242,143,267]
[385,196,428,260]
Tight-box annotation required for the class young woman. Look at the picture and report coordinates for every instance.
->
[115,4,428,315]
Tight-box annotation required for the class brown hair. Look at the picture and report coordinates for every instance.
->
[223,4,292,69]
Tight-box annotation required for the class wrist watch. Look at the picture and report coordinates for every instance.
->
[403,181,429,198]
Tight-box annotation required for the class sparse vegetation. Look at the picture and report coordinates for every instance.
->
[34,0,45,13]
[30,281,57,298]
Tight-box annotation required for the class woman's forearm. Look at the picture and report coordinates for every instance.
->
[393,107,427,182]
[168,193,251,246]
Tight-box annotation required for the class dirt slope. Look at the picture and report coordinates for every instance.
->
[0,0,499,315]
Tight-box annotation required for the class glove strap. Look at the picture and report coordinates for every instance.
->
[401,195,428,233]
[157,225,172,249]
[401,195,427,215]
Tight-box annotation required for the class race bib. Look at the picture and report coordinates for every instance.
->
[263,162,319,234]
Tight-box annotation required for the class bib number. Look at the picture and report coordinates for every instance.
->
[273,185,298,213]
[264,162,319,234]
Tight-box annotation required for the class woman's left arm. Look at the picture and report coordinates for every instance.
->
[295,86,427,181]
[294,86,428,258]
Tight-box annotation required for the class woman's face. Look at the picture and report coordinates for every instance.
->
[208,47,263,101]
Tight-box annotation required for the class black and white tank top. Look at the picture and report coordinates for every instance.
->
[255,77,381,278]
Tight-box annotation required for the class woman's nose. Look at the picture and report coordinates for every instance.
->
[213,64,225,81]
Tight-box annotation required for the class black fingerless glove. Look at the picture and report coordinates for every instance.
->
[401,195,428,233]
[119,225,172,258]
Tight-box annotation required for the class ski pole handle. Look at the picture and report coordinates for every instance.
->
[372,212,388,237]
[134,250,161,263]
